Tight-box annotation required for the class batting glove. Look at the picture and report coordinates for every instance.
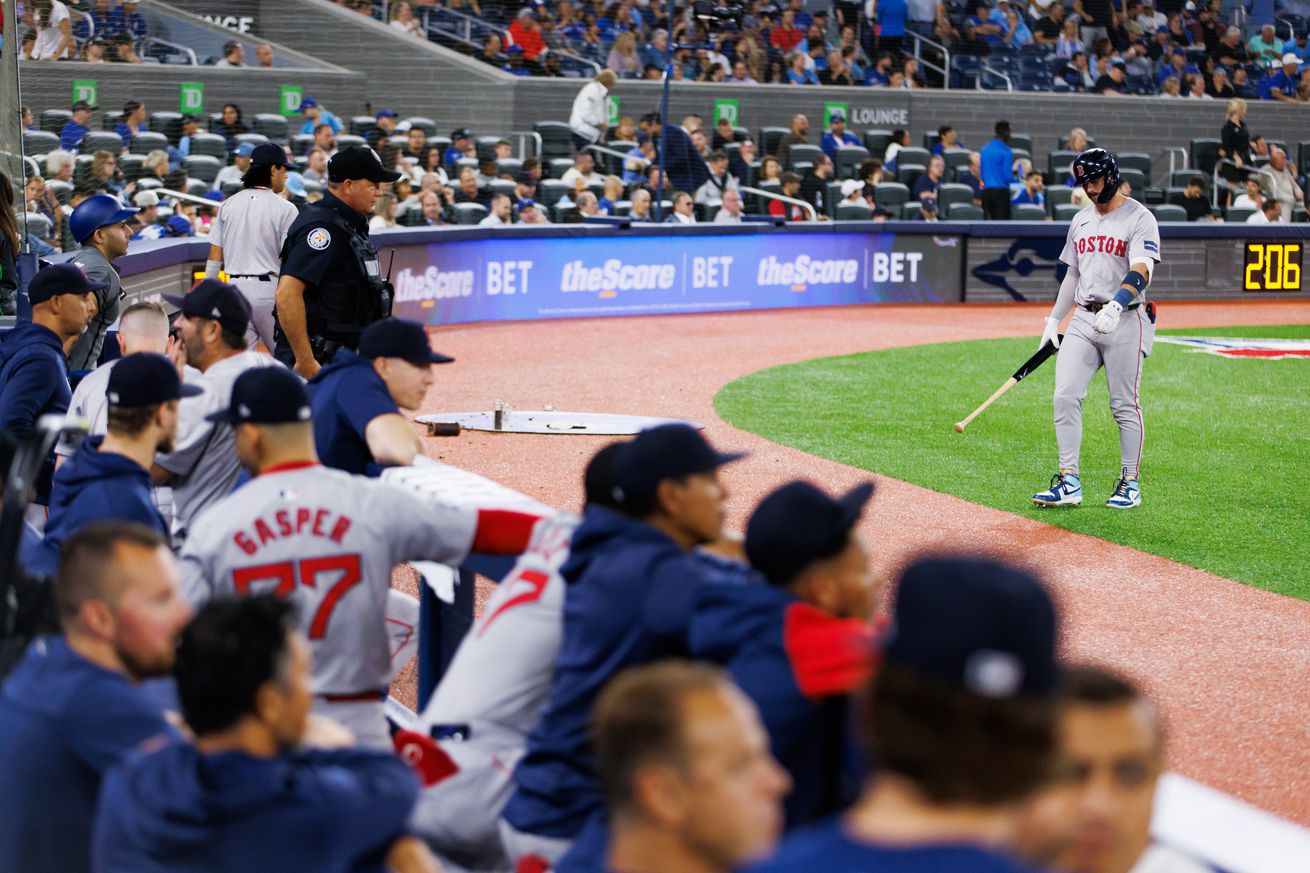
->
[1093,300,1122,334]
[1039,316,1062,350]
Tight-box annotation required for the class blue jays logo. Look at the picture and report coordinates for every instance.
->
[971,239,1068,302]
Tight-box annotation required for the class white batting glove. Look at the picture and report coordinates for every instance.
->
[1039,316,1062,350]
[1093,300,1123,334]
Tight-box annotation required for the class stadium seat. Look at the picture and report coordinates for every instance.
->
[22,130,59,156]
[119,154,145,182]
[188,133,229,160]
[937,183,974,211]
[1013,203,1047,221]
[1117,152,1151,177]
[896,147,931,169]
[103,110,125,131]
[291,134,315,156]
[834,145,869,180]
[1119,168,1147,193]
[254,114,289,144]
[221,180,244,197]
[941,148,970,177]
[187,180,211,198]
[405,117,437,137]
[948,203,983,220]
[1010,134,1033,154]
[836,202,873,220]
[599,141,634,175]
[475,136,503,162]
[758,126,789,158]
[489,179,517,198]
[1190,138,1223,175]
[150,112,183,143]
[1298,141,1310,177]
[41,109,71,134]
[1150,204,1187,221]
[1047,150,1078,182]
[497,158,523,178]
[896,164,925,188]
[1226,206,1256,222]
[1045,186,1073,210]
[539,179,569,205]
[232,132,269,152]
[825,182,844,217]
[547,158,575,179]
[873,182,910,208]
[1169,170,1205,190]
[452,202,488,224]
[350,116,376,136]
[337,134,368,151]
[135,178,162,192]
[863,130,892,158]
[611,200,631,217]
[788,144,824,170]
[1054,203,1081,221]
[47,180,73,205]
[84,131,124,154]
[130,132,169,155]
[534,121,576,161]
[184,155,223,183]
[20,212,53,242]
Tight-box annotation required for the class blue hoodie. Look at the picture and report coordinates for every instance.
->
[23,437,166,577]
[93,742,420,873]
[0,320,71,439]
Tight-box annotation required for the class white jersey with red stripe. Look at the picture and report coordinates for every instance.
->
[179,462,477,697]
[1061,197,1161,305]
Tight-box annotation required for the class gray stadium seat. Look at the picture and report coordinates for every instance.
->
[337,134,366,151]
[47,180,73,205]
[23,130,59,156]
[896,164,925,188]
[1013,203,1048,221]
[221,180,244,197]
[130,132,169,155]
[20,212,53,242]
[254,114,289,144]
[873,182,909,208]
[937,183,974,211]
[1010,134,1033,154]
[119,154,145,182]
[84,131,124,154]
[452,202,488,225]
[150,112,183,142]
[836,202,873,220]
[405,117,437,137]
[538,179,568,205]
[102,111,125,131]
[41,109,71,134]
[1117,152,1151,176]
[896,147,931,169]
[475,136,503,162]
[758,126,789,158]
[942,148,971,176]
[835,145,869,180]
[863,130,892,158]
[1150,204,1188,221]
[291,134,315,156]
[235,133,270,150]
[184,155,223,183]
[497,158,523,178]
[350,115,376,136]
[788,144,824,170]
[548,158,575,179]
[900,202,924,219]
[948,203,984,220]
[188,133,229,160]
[1054,203,1081,221]
[1226,206,1256,222]
[534,121,576,161]
[1119,168,1147,193]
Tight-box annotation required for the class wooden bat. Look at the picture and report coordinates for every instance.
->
[954,335,1063,433]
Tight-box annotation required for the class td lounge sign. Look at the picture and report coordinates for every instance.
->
[823,101,909,129]
[194,1,260,33]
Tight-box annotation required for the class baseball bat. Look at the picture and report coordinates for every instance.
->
[953,335,1063,433]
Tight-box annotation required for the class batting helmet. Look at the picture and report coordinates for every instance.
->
[1071,148,1119,205]
[69,194,139,245]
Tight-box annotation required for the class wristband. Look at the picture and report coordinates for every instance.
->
[1116,270,1147,307]
[204,259,222,279]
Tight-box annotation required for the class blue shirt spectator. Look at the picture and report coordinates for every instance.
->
[788,64,820,85]
[1257,60,1300,99]
[61,117,91,152]
[306,349,401,477]
[1003,10,1033,46]
[0,636,177,873]
[115,3,149,39]
[1012,185,1045,205]
[969,7,1006,47]
[878,0,908,37]
[1290,35,1310,63]
[297,97,343,137]
[980,136,1014,189]
[113,121,143,144]
[820,122,861,160]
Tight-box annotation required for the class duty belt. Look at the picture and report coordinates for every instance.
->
[1083,300,1141,313]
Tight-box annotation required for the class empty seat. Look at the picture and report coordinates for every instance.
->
[47,180,74,204]
[184,155,223,183]
[900,202,925,219]
[758,126,789,158]
[873,182,909,208]
[548,158,575,179]
[350,115,377,136]
[896,164,925,188]
[937,183,974,210]
[130,132,169,155]
[1117,152,1151,176]
[221,180,245,197]
[1225,206,1256,222]
[836,202,873,220]
[475,136,503,162]
[1119,168,1148,193]
[253,114,289,144]
[337,134,367,151]
[187,180,212,198]
[1054,203,1082,221]
[1047,150,1078,182]
[895,147,930,169]
[1150,204,1187,221]
[949,203,984,220]
[863,129,892,158]
[235,132,270,150]
[291,134,316,156]
[1045,186,1073,210]
[1013,203,1048,221]
[538,179,569,205]
[535,121,576,161]
[1190,138,1223,175]
[119,154,146,182]
[188,133,229,160]
[497,158,523,178]
[41,109,71,134]
[788,144,824,169]
[84,131,124,154]
[150,112,183,143]
[1010,134,1033,153]
[489,179,517,197]
[1169,169,1205,189]
[835,145,870,180]
[452,202,488,225]
[23,130,60,156]
[102,110,125,131]
[941,148,971,176]
[20,212,54,242]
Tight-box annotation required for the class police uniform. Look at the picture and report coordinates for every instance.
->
[272,147,401,370]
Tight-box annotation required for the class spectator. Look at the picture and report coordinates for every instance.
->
[479,32,508,67]
[1056,17,1085,58]
[730,139,759,184]
[913,155,946,201]
[714,188,745,223]
[589,663,790,873]
[775,114,811,169]
[1004,6,1034,46]
[840,178,867,206]
[864,52,894,85]
[516,198,550,224]
[0,523,190,871]
[60,99,95,152]
[508,7,546,62]
[665,190,696,224]
[1247,198,1283,223]
[444,128,475,167]
[214,39,245,67]
[951,152,980,204]
[608,117,638,145]
[1231,66,1257,98]
[797,154,834,213]
[139,149,168,184]
[768,172,809,220]
[598,175,623,214]
[0,173,19,314]
[1185,72,1211,98]
[480,193,513,226]
[114,99,148,145]
[1165,12,1192,46]
[728,58,758,83]
[390,1,425,36]
[255,42,275,67]
[1248,24,1283,64]
[217,103,251,153]
[1060,51,1097,89]
[1208,66,1235,98]
[1232,175,1265,210]
[1171,175,1211,220]
[771,8,805,52]
[561,151,605,189]
[85,0,119,40]
[213,143,256,191]
[1034,1,1065,45]
[1094,59,1130,93]
[297,97,343,137]
[607,31,641,76]
[661,115,711,196]
[450,167,487,206]
[129,190,163,239]
[92,596,432,873]
[1257,53,1302,102]
[931,124,963,156]
[786,50,819,84]
[695,150,738,206]
[1216,25,1248,66]
[566,70,615,150]
[117,0,148,39]
[1013,170,1046,206]
[820,50,856,85]
[628,188,653,221]
[908,196,939,220]
[45,149,75,185]
[368,191,399,231]
[1264,147,1305,221]
[883,128,909,169]
[872,0,908,56]
[404,126,430,164]
[981,120,1015,220]
[24,354,200,576]
[27,0,75,60]
[1160,75,1182,96]
[417,189,447,225]
[365,109,399,150]
[303,148,329,184]
[820,111,861,160]
[747,557,1059,873]
[155,280,276,545]
[312,123,338,158]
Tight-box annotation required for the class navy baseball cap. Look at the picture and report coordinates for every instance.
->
[612,424,745,502]
[27,263,107,305]
[106,353,203,408]
[517,198,537,210]
[450,128,472,140]
[299,96,319,110]
[358,318,455,365]
[206,366,312,425]
[164,279,252,336]
[328,146,403,184]
[884,557,1058,699]
[746,480,874,586]
[249,142,294,168]
[377,108,398,120]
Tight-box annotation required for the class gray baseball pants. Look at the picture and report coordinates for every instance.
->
[1053,306,1155,479]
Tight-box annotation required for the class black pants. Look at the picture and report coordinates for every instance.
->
[982,187,1012,221]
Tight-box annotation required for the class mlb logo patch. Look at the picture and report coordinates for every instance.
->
[1156,336,1310,359]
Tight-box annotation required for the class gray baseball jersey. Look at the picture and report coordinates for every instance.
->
[179,464,478,696]
[55,359,116,458]
[66,246,123,372]
[1060,198,1161,305]
[209,188,298,277]
[155,351,279,543]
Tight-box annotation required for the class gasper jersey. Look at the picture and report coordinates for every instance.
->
[1060,197,1161,307]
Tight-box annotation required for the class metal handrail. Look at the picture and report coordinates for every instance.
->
[399,0,602,75]
[905,30,951,90]
[739,185,818,221]
[1160,146,1187,185]
[978,63,1013,91]
[154,187,226,208]
[510,130,542,161]
[143,36,198,65]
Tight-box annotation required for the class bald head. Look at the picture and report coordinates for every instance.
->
[118,301,170,355]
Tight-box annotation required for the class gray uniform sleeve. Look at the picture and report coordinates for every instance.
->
[376,483,478,567]
[178,527,216,608]
[1128,207,1162,275]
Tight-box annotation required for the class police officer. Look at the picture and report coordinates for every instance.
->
[67,194,139,371]
[272,146,401,379]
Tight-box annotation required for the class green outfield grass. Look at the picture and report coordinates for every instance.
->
[714,324,1310,599]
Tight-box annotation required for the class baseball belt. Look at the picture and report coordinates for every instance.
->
[1082,300,1141,314]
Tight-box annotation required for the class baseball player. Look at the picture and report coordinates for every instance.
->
[1034,148,1159,510]
[205,143,299,351]
[179,366,540,750]
[394,443,622,872]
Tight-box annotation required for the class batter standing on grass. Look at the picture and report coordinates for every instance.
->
[1033,148,1160,510]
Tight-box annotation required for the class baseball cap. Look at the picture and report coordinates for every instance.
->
[450,128,472,140]
[27,263,108,305]
[299,96,319,111]
[133,190,160,208]
[285,171,308,198]
[249,142,294,168]
[829,110,846,122]
[746,480,874,586]
[358,318,455,365]
[1282,52,1301,65]
[328,146,403,184]
[884,557,1058,699]
[106,353,203,408]
[235,142,257,158]
[376,108,398,120]
[206,367,313,425]
[165,215,194,237]
[612,423,745,503]
[203,190,225,203]
[840,179,865,197]
[780,170,803,185]
[72,99,96,112]
[515,171,536,185]
[517,198,537,210]
[164,279,252,336]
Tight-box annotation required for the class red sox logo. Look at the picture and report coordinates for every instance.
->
[1074,164,1084,179]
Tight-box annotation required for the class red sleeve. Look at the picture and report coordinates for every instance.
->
[392,730,459,787]
[768,199,785,217]
[471,509,543,555]
[783,602,877,700]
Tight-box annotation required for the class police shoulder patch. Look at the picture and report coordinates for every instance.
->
[307,227,332,250]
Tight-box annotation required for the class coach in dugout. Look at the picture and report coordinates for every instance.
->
[307,317,452,475]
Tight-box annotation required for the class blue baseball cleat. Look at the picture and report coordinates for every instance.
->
[1106,476,1141,509]
[1033,471,1082,507]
